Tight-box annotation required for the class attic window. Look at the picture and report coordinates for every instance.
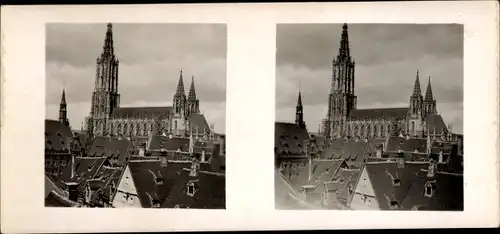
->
[57,132,62,137]
[392,178,401,187]
[156,177,164,185]
[293,135,298,140]
[47,140,52,145]
[389,201,399,209]
[186,181,197,197]
[61,141,65,145]
[284,143,289,148]
[424,181,436,198]
[44,132,49,136]
[297,144,302,148]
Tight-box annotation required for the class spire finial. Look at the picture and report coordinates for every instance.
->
[176,69,185,96]
[188,74,197,101]
[412,70,422,97]
[338,23,350,59]
[102,23,114,56]
[61,88,67,105]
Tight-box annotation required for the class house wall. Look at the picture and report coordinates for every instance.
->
[349,167,379,210]
[112,166,142,208]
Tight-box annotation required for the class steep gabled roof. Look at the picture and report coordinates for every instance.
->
[364,161,429,210]
[147,136,190,152]
[425,114,448,134]
[275,122,310,156]
[59,157,109,186]
[325,168,361,204]
[187,113,210,133]
[127,160,188,208]
[87,137,131,162]
[401,170,463,210]
[385,136,427,153]
[275,170,309,209]
[45,119,73,152]
[288,159,347,193]
[161,169,225,209]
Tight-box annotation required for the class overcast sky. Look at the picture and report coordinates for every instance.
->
[46,23,227,133]
[276,24,464,134]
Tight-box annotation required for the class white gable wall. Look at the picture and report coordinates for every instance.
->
[112,165,142,208]
[349,167,379,210]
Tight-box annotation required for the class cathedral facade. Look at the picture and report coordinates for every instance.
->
[84,23,213,140]
[321,23,451,140]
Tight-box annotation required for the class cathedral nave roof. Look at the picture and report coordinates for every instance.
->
[348,107,408,121]
[110,107,172,119]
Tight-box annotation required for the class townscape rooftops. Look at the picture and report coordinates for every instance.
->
[147,135,190,152]
[275,170,310,209]
[127,160,187,208]
[401,170,463,210]
[87,136,131,162]
[288,159,347,193]
[45,119,74,152]
[385,136,427,153]
[59,157,109,187]
[275,122,310,156]
[110,107,172,119]
[348,107,408,121]
[325,168,360,203]
[161,168,225,209]
[363,161,430,210]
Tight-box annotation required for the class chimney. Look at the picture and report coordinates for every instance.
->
[364,137,369,143]
[308,156,313,182]
[65,182,79,202]
[71,154,76,179]
[397,149,405,168]
[376,145,383,158]
[427,159,436,178]
[201,148,206,162]
[168,133,173,139]
[438,149,443,163]
[189,158,200,177]
[160,157,168,167]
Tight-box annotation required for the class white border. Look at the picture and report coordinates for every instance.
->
[1,2,499,232]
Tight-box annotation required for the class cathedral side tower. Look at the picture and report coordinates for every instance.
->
[325,23,357,138]
[186,75,200,116]
[423,76,437,117]
[172,69,188,136]
[407,70,424,136]
[88,23,120,136]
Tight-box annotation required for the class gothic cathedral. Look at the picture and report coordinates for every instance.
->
[84,23,213,141]
[320,23,451,140]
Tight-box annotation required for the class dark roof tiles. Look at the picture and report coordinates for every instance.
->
[45,120,73,152]
[275,122,310,156]
[348,108,408,121]
[110,107,172,119]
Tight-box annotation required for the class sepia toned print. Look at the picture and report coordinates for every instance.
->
[44,23,226,209]
[275,23,464,210]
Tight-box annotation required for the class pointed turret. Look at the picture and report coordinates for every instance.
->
[412,70,422,97]
[424,76,434,101]
[188,75,197,101]
[295,88,306,130]
[176,69,185,96]
[59,88,69,127]
[423,75,437,117]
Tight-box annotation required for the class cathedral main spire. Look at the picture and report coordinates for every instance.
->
[102,23,114,57]
[338,23,351,60]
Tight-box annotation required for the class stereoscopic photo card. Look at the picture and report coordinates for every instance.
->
[1,2,499,232]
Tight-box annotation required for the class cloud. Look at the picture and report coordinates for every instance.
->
[46,23,227,133]
[276,23,463,134]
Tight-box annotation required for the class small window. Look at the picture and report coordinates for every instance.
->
[424,182,436,197]
[47,140,52,145]
[389,201,399,209]
[392,178,401,187]
[125,176,130,184]
[293,135,298,140]
[57,132,62,137]
[155,177,164,185]
[186,182,196,197]
[284,143,289,148]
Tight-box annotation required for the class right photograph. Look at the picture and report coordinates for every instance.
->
[274,23,464,210]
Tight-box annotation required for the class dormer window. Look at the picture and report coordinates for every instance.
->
[186,180,197,197]
[389,201,399,209]
[293,135,298,140]
[284,143,289,148]
[424,181,436,198]
[392,178,401,187]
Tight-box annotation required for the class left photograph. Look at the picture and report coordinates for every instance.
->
[44,23,227,209]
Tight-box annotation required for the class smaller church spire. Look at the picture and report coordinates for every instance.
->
[188,75,197,101]
[295,88,306,130]
[61,88,66,105]
[412,70,422,97]
[424,76,434,101]
[176,69,185,95]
